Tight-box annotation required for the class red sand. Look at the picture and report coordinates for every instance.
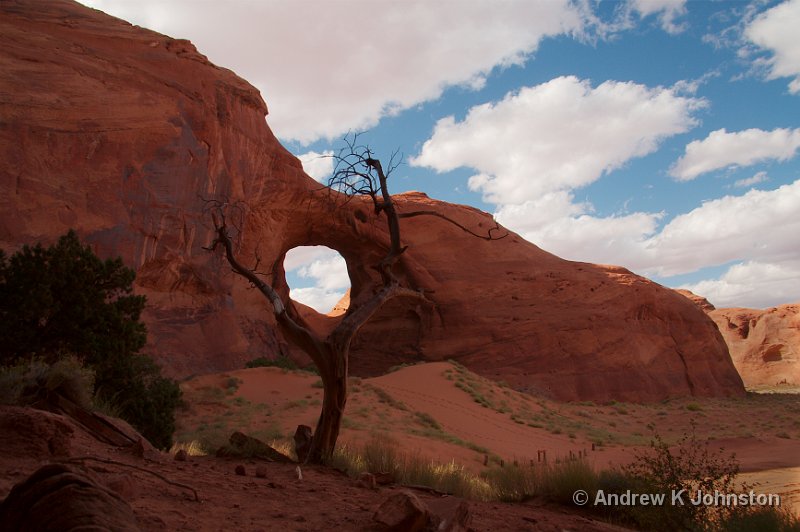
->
[180,363,800,513]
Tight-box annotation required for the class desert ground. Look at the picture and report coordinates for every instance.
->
[175,361,800,515]
[2,360,797,531]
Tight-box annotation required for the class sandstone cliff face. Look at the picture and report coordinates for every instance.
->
[0,0,745,401]
[710,304,800,389]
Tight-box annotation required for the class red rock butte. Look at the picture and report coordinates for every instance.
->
[0,0,745,402]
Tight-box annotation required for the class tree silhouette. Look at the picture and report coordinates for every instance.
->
[207,135,506,463]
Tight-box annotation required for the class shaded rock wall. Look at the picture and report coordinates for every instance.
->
[0,0,745,401]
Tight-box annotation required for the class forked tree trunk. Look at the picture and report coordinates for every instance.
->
[207,147,436,464]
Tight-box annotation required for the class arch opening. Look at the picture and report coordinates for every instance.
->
[283,245,351,315]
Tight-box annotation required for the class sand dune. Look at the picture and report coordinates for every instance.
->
[178,361,800,514]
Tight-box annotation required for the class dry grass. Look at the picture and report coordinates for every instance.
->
[328,433,494,500]
[170,440,208,457]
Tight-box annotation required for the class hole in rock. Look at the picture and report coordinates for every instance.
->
[283,246,350,315]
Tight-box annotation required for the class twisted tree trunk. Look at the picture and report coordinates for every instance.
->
[208,166,428,463]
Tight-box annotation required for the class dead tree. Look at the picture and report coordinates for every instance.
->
[206,137,429,464]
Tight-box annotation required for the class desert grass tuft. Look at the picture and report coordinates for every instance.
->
[170,440,208,457]
[327,434,494,500]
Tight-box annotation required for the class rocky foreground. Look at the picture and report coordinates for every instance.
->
[0,406,626,531]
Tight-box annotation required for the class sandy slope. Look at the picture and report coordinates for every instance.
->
[177,362,800,513]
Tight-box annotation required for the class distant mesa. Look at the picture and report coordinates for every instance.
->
[0,0,744,402]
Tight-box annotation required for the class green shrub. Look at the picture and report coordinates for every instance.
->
[245,356,299,370]
[0,355,94,408]
[612,422,763,531]
[0,231,181,449]
[115,356,182,449]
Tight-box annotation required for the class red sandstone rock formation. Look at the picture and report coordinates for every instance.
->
[675,289,716,312]
[0,0,745,401]
[711,304,799,388]
[676,291,799,388]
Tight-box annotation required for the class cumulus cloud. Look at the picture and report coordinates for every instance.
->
[80,0,587,143]
[413,76,704,205]
[496,198,664,267]
[629,0,688,34]
[680,260,800,309]
[284,246,349,312]
[417,82,800,304]
[297,150,334,182]
[745,0,800,94]
[643,180,800,277]
[670,128,800,181]
[499,180,800,308]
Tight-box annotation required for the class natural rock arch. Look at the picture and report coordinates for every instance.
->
[206,143,436,462]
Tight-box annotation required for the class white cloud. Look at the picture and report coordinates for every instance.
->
[680,260,800,309]
[733,171,768,188]
[745,0,800,94]
[284,246,349,313]
[413,76,704,205]
[289,286,347,315]
[297,254,350,292]
[670,128,800,181]
[297,150,334,183]
[497,198,664,267]
[80,1,587,143]
[629,0,688,34]
[498,180,800,310]
[644,180,800,277]
[283,246,336,272]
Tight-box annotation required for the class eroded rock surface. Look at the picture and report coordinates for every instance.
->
[0,463,141,532]
[711,304,799,388]
[0,0,744,401]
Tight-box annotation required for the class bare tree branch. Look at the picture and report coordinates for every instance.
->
[203,134,438,463]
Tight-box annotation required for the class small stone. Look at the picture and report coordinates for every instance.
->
[235,464,246,476]
[174,449,188,462]
[373,490,431,532]
[255,466,267,478]
[357,472,376,490]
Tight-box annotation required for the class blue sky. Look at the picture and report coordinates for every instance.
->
[81,0,800,312]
